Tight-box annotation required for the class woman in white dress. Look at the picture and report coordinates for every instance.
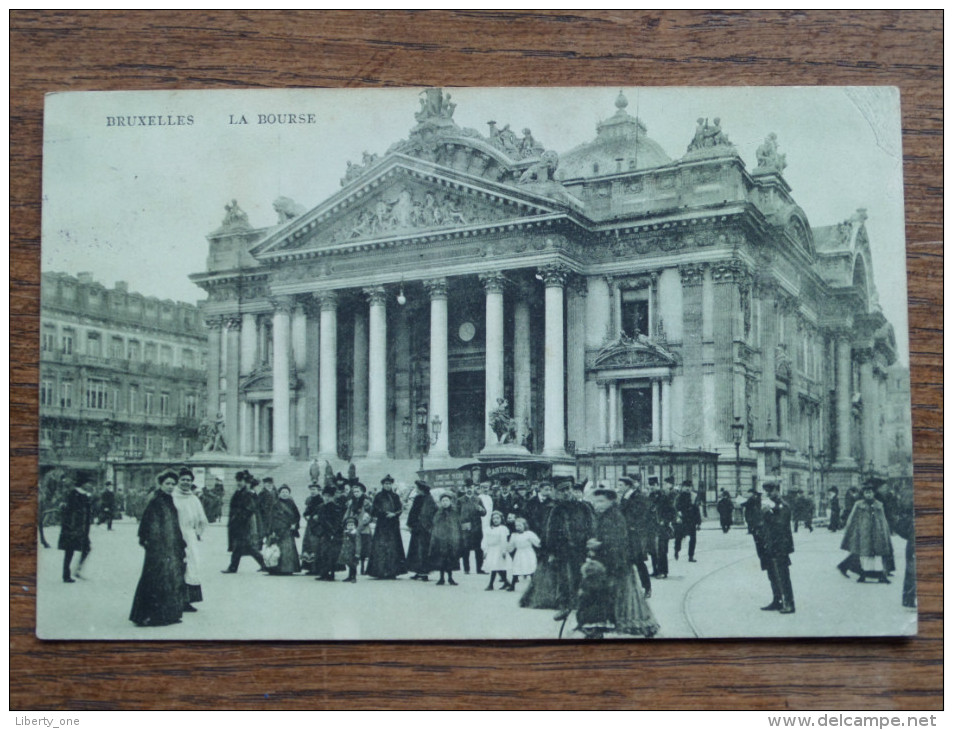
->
[506,517,541,592]
[481,511,512,591]
[172,467,209,611]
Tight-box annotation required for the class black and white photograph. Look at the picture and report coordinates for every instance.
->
[37,85,915,640]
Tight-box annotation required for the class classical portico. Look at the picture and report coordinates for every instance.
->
[192,89,899,499]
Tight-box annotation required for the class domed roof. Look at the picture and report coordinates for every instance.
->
[557,91,672,180]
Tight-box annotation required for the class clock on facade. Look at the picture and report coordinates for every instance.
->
[458,321,476,342]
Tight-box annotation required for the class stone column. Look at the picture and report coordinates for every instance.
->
[425,278,450,459]
[540,265,569,457]
[240,312,257,376]
[834,334,853,465]
[513,290,532,446]
[608,381,618,445]
[204,317,222,419]
[480,272,506,450]
[317,292,338,461]
[364,286,388,460]
[351,307,369,458]
[303,300,320,458]
[224,316,241,455]
[661,378,672,444]
[598,382,608,445]
[291,303,307,371]
[241,401,253,455]
[257,315,269,366]
[250,402,259,454]
[651,379,661,444]
[566,276,587,451]
[271,298,293,457]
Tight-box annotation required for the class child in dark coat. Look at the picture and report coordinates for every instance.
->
[339,516,361,583]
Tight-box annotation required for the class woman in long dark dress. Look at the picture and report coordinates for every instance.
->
[365,474,406,579]
[129,469,187,628]
[300,483,321,573]
[266,485,301,575]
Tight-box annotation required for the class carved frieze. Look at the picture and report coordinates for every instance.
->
[587,334,679,371]
[679,263,706,287]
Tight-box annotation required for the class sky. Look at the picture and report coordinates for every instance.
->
[41,86,909,363]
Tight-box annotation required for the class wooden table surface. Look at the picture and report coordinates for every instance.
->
[10,10,942,711]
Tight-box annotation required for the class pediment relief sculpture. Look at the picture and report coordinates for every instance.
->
[588,333,679,371]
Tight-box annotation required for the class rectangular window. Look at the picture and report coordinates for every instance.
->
[159,392,170,415]
[161,436,171,453]
[85,378,110,410]
[160,345,173,366]
[110,336,124,360]
[40,429,53,446]
[621,385,653,446]
[56,430,72,448]
[126,433,139,450]
[184,393,197,418]
[61,329,74,355]
[59,381,73,408]
[144,391,154,414]
[41,326,56,352]
[86,331,102,358]
[182,349,195,368]
[40,379,55,406]
[181,438,190,454]
[621,290,650,338]
[128,385,139,414]
[87,432,98,448]
[145,435,155,454]
[144,342,157,362]
[128,340,140,361]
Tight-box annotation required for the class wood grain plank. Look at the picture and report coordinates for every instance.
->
[10,9,941,711]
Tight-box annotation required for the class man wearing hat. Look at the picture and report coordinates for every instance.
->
[223,471,267,573]
[651,476,676,578]
[99,481,116,530]
[256,477,277,547]
[365,475,406,579]
[312,484,345,580]
[716,489,734,534]
[674,479,701,562]
[457,479,487,574]
[838,477,893,584]
[759,480,795,613]
[406,480,437,581]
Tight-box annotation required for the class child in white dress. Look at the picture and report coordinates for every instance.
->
[506,517,541,592]
[482,511,512,590]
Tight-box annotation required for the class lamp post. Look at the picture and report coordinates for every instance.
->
[731,416,745,497]
[403,404,442,471]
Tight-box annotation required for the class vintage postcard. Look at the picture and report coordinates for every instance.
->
[38,86,915,640]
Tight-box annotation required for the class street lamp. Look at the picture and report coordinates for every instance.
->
[403,405,442,470]
[731,416,745,497]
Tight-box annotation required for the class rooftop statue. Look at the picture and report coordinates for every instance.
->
[518,150,560,184]
[273,196,306,223]
[686,117,732,153]
[415,88,457,123]
[755,132,788,173]
[222,199,251,229]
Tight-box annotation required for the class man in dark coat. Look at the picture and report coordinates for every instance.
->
[312,485,345,580]
[457,480,487,574]
[791,489,814,532]
[839,479,894,584]
[365,474,406,579]
[58,479,93,583]
[130,469,187,627]
[522,481,555,538]
[716,489,734,533]
[651,477,677,578]
[257,477,277,546]
[406,480,437,580]
[674,479,701,562]
[875,480,899,574]
[99,481,116,530]
[759,480,796,614]
[619,476,653,597]
[222,471,266,573]
[549,481,596,621]
[494,479,517,526]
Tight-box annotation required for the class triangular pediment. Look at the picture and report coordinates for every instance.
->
[251,155,571,259]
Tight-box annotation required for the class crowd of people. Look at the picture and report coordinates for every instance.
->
[50,462,916,636]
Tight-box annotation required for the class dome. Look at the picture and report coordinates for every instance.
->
[557,92,672,180]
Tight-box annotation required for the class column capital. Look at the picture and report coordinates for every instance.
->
[423,277,449,300]
[678,263,707,287]
[479,271,507,294]
[222,315,242,331]
[269,296,295,315]
[566,273,589,297]
[314,290,339,311]
[363,285,388,306]
[203,315,225,330]
[710,257,753,284]
[537,263,572,288]
[300,296,322,318]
